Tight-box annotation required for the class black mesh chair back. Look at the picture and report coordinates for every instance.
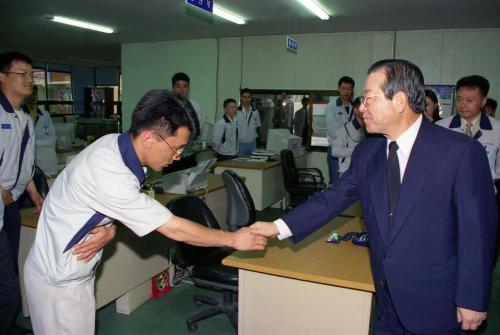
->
[222,170,256,232]
[280,149,326,209]
[167,196,221,267]
[166,195,238,332]
[281,149,299,188]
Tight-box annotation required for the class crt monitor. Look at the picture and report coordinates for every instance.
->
[266,128,302,154]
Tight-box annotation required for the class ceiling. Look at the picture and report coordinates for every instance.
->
[1,0,499,67]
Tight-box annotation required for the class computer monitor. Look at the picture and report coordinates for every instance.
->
[266,128,303,154]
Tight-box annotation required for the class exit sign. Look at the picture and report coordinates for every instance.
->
[185,0,213,13]
[287,36,298,53]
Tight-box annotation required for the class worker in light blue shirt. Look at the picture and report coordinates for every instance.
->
[212,98,238,161]
[237,88,261,157]
[0,52,44,269]
[0,50,44,335]
[24,85,58,175]
[325,76,355,185]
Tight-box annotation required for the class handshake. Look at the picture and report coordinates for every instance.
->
[230,221,280,251]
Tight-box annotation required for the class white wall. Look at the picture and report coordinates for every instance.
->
[121,28,500,131]
[239,32,394,95]
[395,29,500,100]
[121,39,218,132]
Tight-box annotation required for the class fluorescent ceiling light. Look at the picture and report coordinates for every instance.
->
[213,5,246,25]
[51,16,114,33]
[297,0,329,20]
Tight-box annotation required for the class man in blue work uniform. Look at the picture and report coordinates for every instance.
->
[436,75,500,184]
[0,52,45,265]
[325,76,355,185]
[212,98,238,161]
[236,88,261,157]
[0,51,43,335]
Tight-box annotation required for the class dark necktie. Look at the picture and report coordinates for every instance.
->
[387,141,400,216]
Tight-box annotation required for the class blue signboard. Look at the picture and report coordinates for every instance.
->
[185,0,213,13]
[287,36,298,53]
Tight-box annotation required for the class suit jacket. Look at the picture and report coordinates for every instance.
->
[282,117,497,333]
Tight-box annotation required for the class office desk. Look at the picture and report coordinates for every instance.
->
[341,201,363,218]
[214,155,306,210]
[19,174,227,316]
[223,217,375,335]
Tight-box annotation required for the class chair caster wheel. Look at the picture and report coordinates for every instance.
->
[187,322,198,332]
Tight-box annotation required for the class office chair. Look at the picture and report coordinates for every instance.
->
[167,196,238,332]
[20,165,50,209]
[221,170,256,232]
[280,149,326,209]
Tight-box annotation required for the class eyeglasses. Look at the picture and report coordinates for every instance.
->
[156,133,184,157]
[360,95,380,105]
[1,71,35,80]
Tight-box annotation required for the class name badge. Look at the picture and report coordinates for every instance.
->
[1,123,12,129]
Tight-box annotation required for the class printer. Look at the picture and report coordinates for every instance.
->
[162,158,217,194]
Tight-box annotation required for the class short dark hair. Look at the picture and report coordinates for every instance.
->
[129,90,199,140]
[485,98,497,111]
[171,72,190,87]
[352,97,362,109]
[456,75,489,97]
[0,51,33,73]
[425,89,438,104]
[338,76,355,88]
[367,59,426,114]
[425,89,441,121]
[240,88,252,96]
[301,97,310,104]
[223,98,237,108]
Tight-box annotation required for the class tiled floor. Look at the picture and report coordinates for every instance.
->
[16,208,500,334]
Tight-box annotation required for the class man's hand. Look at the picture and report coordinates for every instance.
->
[73,224,117,262]
[457,307,487,331]
[250,221,279,238]
[28,191,44,213]
[26,179,44,213]
[1,188,14,206]
[231,227,267,251]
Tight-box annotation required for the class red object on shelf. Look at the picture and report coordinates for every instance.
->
[152,268,171,298]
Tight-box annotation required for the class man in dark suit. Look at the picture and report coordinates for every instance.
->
[251,59,497,334]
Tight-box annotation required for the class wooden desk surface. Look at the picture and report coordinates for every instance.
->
[340,201,363,218]
[215,159,280,171]
[21,173,226,229]
[223,217,374,292]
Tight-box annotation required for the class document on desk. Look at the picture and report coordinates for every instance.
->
[233,157,267,162]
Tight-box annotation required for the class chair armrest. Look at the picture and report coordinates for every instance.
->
[297,168,324,184]
[298,172,321,184]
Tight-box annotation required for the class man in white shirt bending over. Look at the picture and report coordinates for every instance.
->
[24,89,267,335]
